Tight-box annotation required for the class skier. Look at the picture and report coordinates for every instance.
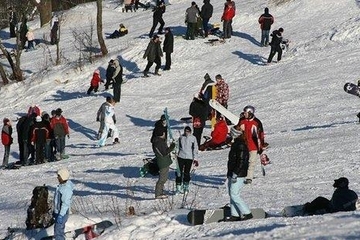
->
[267,27,285,64]
[87,69,103,95]
[96,96,114,140]
[112,59,123,103]
[31,116,50,164]
[50,108,70,160]
[150,114,167,143]
[175,126,199,194]
[189,93,207,147]
[53,168,74,240]
[221,3,235,39]
[50,15,59,45]
[8,7,18,38]
[162,27,173,70]
[143,35,163,77]
[200,0,213,38]
[97,98,120,147]
[225,125,253,221]
[104,59,115,90]
[302,177,358,215]
[185,2,200,40]
[199,116,229,151]
[258,7,274,47]
[152,129,175,199]
[148,1,166,38]
[1,118,13,169]
[238,105,265,184]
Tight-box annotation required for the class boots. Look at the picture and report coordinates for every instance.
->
[143,71,149,77]
[176,185,183,194]
[154,69,161,76]
[183,183,189,193]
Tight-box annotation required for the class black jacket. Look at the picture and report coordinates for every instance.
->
[200,0,213,19]
[189,98,207,127]
[270,29,283,47]
[227,137,249,178]
[153,5,165,21]
[330,187,358,212]
[163,31,174,53]
[150,120,168,143]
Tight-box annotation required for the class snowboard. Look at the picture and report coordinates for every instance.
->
[281,204,305,217]
[205,38,225,46]
[187,206,267,225]
[139,157,159,177]
[40,220,113,240]
[180,117,192,122]
[344,82,360,97]
[209,99,239,125]
[4,162,22,170]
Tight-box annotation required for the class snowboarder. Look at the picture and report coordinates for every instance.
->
[258,7,274,47]
[105,59,115,90]
[221,3,235,39]
[175,126,199,194]
[50,15,59,45]
[185,2,200,40]
[189,93,207,147]
[200,0,213,38]
[112,59,123,103]
[31,116,50,164]
[8,7,18,38]
[199,116,229,151]
[225,125,253,221]
[150,114,167,143]
[53,168,74,240]
[50,108,70,160]
[148,1,166,38]
[302,177,358,215]
[267,27,285,64]
[143,35,163,77]
[238,105,265,184]
[87,69,103,95]
[1,118,13,169]
[162,27,173,70]
[97,98,120,147]
[152,129,175,199]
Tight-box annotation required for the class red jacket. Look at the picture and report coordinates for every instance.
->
[221,7,235,21]
[90,73,102,87]
[239,117,264,151]
[50,116,69,137]
[211,119,228,144]
[1,125,12,146]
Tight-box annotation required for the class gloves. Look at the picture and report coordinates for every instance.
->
[52,212,58,220]
[231,173,237,183]
[193,160,199,167]
[67,135,70,139]
[56,215,64,224]
[96,117,100,122]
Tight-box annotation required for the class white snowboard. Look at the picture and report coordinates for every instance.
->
[281,205,305,217]
[209,99,239,125]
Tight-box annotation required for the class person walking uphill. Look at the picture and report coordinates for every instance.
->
[152,129,175,199]
[163,27,173,71]
[267,27,285,64]
[143,35,163,77]
[112,59,123,103]
[185,2,200,40]
[1,118,13,169]
[53,168,74,240]
[258,7,274,47]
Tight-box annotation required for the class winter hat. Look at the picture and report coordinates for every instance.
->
[57,168,70,181]
[264,7,269,14]
[184,126,192,132]
[333,177,349,189]
[152,35,159,40]
[204,73,211,81]
[191,1,196,5]
[35,116,42,122]
[160,114,166,121]
[279,27,284,32]
[215,74,222,80]
[230,126,242,138]
[51,110,56,116]
[55,108,62,116]
[3,118,10,124]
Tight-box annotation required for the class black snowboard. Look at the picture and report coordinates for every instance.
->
[187,206,267,225]
[40,220,113,240]
[344,82,360,97]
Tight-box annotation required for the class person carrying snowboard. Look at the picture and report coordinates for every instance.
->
[87,69,103,95]
[225,125,253,221]
[143,35,163,77]
[175,126,199,194]
[258,7,274,47]
[1,118,13,169]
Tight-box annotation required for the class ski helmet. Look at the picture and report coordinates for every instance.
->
[243,105,255,114]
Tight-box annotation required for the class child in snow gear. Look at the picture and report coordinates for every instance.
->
[31,116,50,164]
[189,93,208,147]
[143,35,163,77]
[50,108,70,160]
[163,27,173,70]
[26,185,53,229]
[97,98,120,146]
[53,168,74,239]
[97,96,114,140]
[199,73,216,118]
[267,27,285,63]
[1,118,13,168]
[87,69,103,95]
[175,126,199,194]
[107,23,128,38]
[199,116,229,151]
[303,177,358,215]
[258,7,274,47]
[226,126,253,221]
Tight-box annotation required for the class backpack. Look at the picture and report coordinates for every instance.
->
[26,185,53,229]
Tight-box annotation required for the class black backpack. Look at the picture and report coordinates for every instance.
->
[26,185,53,229]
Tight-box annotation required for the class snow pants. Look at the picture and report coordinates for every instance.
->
[175,157,193,185]
[2,145,10,167]
[155,166,169,197]
[246,151,258,180]
[228,177,251,217]
[98,122,119,147]
[54,213,69,240]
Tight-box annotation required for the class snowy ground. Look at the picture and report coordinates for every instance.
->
[0,0,360,239]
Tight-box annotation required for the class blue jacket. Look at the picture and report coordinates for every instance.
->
[54,180,74,217]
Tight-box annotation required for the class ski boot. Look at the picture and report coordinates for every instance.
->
[175,184,183,194]
[183,183,189,193]
[154,69,161,76]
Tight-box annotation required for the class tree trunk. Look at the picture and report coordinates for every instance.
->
[30,0,52,27]
[97,0,108,56]
[0,62,9,85]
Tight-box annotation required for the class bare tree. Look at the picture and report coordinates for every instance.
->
[96,0,108,56]
[29,0,52,27]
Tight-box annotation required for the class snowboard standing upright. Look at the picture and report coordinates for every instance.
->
[344,82,360,97]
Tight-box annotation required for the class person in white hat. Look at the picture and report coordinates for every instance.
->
[53,168,74,240]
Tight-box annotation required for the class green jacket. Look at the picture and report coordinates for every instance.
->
[152,137,175,169]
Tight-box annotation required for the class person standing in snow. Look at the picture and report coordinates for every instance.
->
[162,27,173,70]
[112,59,123,103]
[26,28,35,51]
[200,0,213,38]
[149,1,166,38]
[87,69,103,95]
[50,15,59,45]
[50,108,70,160]
[143,35,163,77]
[199,73,216,119]
[98,98,119,147]
[96,96,114,140]
[221,3,235,39]
[150,114,167,143]
[238,105,265,184]
[225,125,253,221]
[1,118,13,169]
[215,74,229,108]
[8,7,18,38]
[105,59,115,90]
[152,129,175,199]
[189,93,207,147]
[267,27,285,64]
[175,126,199,194]
[258,7,274,47]
[185,2,200,40]
[31,116,49,164]
[53,168,74,240]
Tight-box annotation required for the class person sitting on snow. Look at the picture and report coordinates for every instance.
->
[199,116,229,151]
[107,23,128,39]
